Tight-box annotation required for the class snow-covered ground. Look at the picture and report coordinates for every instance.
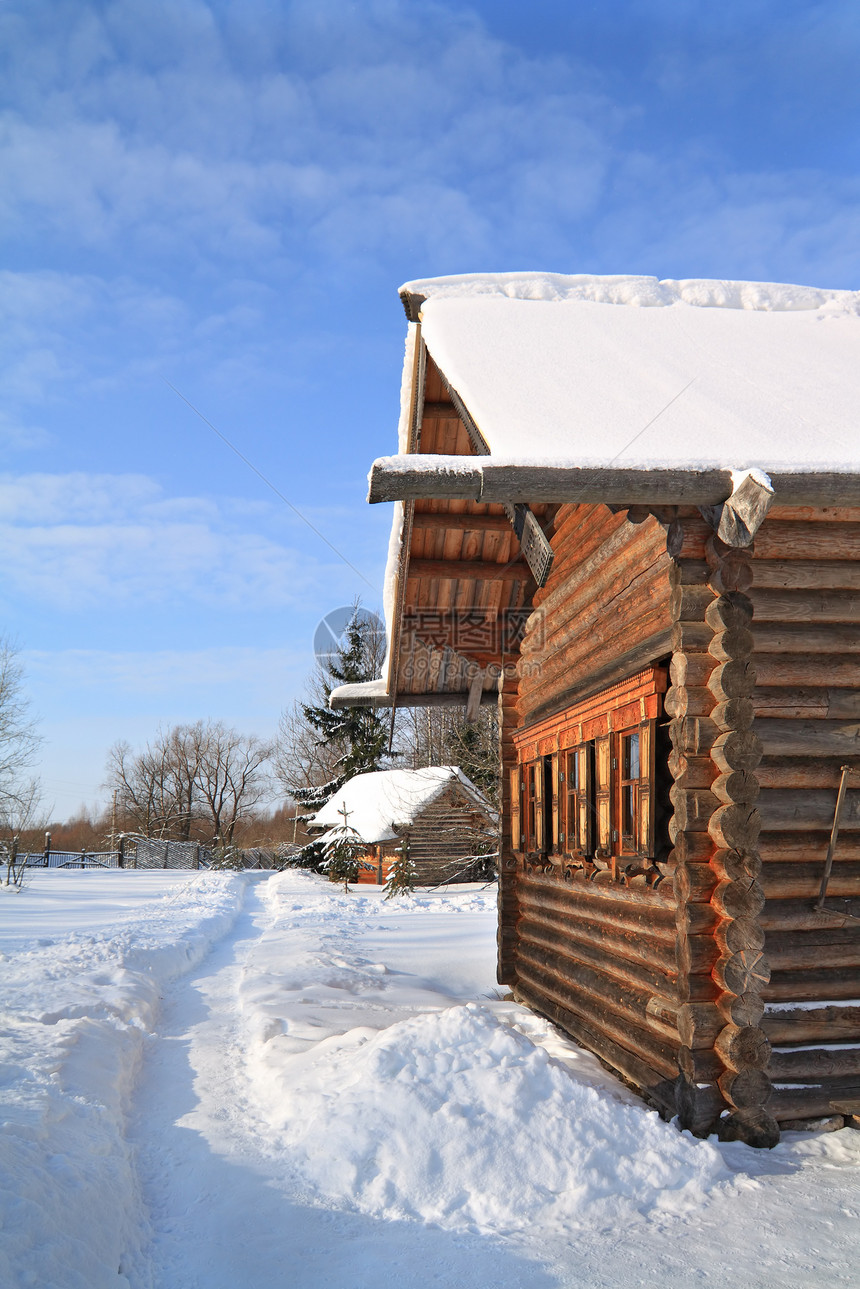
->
[1,871,858,1288]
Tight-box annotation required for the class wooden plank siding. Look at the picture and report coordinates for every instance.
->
[391,351,553,703]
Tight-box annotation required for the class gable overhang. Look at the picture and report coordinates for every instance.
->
[328,334,554,715]
[368,455,860,510]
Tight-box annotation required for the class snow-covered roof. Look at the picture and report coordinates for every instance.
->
[310,767,494,843]
[397,273,860,474]
[337,271,860,713]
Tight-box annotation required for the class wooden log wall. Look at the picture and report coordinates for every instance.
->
[350,784,495,885]
[749,507,860,1124]
[702,537,776,1145]
[498,668,520,984]
[517,504,674,724]
[507,504,683,1119]
[505,502,860,1140]
[402,786,496,884]
[661,522,778,1145]
[665,515,727,1135]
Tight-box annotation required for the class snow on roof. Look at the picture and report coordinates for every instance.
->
[399,272,860,474]
[339,271,860,712]
[311,766,493,843]
[329,677,389,707]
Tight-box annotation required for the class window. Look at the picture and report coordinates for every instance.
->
[561,744,594,857]
[511,667,667,876]
[617,731,640,854]
[522,760,542,854]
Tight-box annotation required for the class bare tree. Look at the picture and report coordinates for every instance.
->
[106,735,195,839]
[0,637,40,816]
[273,668,343,801]
[273,602,393,813]
[399,704,500,804]
[192,722,272,846]
[2,778,46,886]
[105,720,273,846]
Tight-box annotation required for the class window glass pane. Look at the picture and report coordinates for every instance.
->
[619,732,640,852]
[622,785,635,839]
[564,751,579,852]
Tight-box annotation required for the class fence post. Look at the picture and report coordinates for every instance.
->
[118,835,125,869]
[44,832,51,868]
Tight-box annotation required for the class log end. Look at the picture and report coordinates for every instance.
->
[718,1106,781,1148]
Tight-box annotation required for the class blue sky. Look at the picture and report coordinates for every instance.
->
[2,0,859,816]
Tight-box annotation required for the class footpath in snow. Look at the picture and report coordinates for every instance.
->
[0,871,247,1288]
[2,870,860,1288]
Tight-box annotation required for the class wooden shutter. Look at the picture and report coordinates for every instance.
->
[579,743,594,857]
[534,760,545,853]
[638,721,656,857]
[595,735,612,853]
[510,765,521,853]
[550,754,560,853]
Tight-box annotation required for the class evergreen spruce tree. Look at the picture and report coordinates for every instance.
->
[322,805,364,891]
[283,605,394,872]
[303,612,390,784]
[383,831,416,900]
[296,608,391,807]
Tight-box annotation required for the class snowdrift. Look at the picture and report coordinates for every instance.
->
[240,873,731,1236]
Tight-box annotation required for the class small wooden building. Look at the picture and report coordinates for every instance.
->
[310,766,496,885]
[333,272,860,1146]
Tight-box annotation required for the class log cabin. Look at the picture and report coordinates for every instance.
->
[331,272,860,1147]
[310,766,496,885]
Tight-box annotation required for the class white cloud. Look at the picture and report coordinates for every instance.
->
[0,1,620,267]
[0,470,363,611]
[0,410,51,450]
[596,164,860,287]
[1,0,857,288]
[0,0,856,436]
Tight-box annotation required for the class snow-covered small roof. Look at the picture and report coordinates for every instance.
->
[396,272,860,474]
[311,767,493,843]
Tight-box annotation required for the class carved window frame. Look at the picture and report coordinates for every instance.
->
[511,666,666,879]
[559,743,595,859]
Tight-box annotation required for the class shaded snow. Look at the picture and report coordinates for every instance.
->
[262,1001,727,1233]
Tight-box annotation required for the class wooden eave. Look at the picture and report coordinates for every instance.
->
[383,345,555,710]
[369,455,860,510]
